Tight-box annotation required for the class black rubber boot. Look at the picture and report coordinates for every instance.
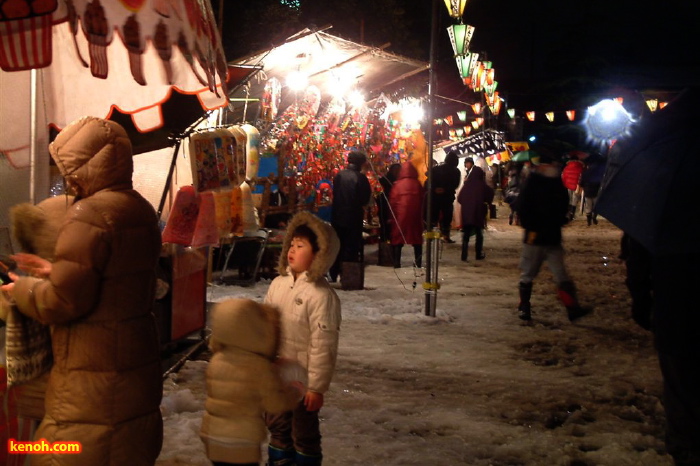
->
[518,282,532,321]
[557,281,592,322]
[586,214,592,226]
[592,213,598,225]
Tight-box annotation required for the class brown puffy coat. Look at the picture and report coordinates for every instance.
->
[200,299,299,463]
[12,117,163,465]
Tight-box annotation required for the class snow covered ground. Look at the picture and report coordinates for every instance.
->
[157,209,671,466]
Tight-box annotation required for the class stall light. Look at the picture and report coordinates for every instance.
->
[456,110,467,122]
[444,0,469,19]
[645,98,658,112]
[447,24,475,56]
[507,108,515,119]
[566,110,576,121]
[403,104,424,124]
[545,112,554,122]
[347,90,365,108]
[526,111,535,122]
[286,70,308,91]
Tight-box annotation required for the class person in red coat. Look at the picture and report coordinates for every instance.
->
[389,162,425,268]
[457,165,494,261]
[561,153,585,221]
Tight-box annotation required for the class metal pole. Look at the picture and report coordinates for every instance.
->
[424,0,440,317]
[29,69,38,204]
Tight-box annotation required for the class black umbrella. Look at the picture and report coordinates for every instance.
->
[596,87,700,256]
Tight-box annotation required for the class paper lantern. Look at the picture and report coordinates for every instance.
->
[447,24,475,56]
[456,110,467,122]
[566,110,576,121]
[456,128,464,137]
[471,121,479,129]
[455,53,478,82]
[646,99,658,112]
[507,108,515,119]
[526,111,535,122]
[475,117,484,126]
[659,101,668,109]
[444,0,469,19]
[545,112,554,122]
[471,102,482,114]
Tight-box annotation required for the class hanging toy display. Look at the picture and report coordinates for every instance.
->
[260,77,282,122]
[240,123,260,181]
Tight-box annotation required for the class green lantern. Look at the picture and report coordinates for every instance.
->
[455,53,478,82]
[447,24,475,56]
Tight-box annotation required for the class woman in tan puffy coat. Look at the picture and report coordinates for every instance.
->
[200,299,300,465]
[2,117,163,465]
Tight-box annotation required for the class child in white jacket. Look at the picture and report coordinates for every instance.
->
[200,299,301,466]
[264,211,341,466]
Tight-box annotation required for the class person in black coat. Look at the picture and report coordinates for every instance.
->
[514,146,591,322]
[427,151,462,242]
[329,151,371,282]
[376,163,401,242]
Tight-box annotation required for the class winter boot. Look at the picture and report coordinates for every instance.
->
[461,239,469,262]
[567,205,577,221]
[518,282,533,321]
[268,445,296,466]
[592,213,598,225]
[295,451,323,466]
[414,244,423,268]
[586,213,592,226]
[557,281,592,322]
[391,245,403,268]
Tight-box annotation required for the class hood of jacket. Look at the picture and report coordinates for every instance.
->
[49,117,134,197]
[10,195,75,259]
[277,211,340,282]
[210,299,281,358]
[444,151,459,167]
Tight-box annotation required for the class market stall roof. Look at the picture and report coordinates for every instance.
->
[226,28,429,123]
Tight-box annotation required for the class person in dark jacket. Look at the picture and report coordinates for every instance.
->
[376,163,401,242]
[457,165,494,261]
[389,162,425,268]
[578,151,606,225]
[329,151,372,282]
[427,151,461,242]
[514,146,591,322]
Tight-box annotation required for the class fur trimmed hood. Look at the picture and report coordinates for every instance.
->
[277,211,340,282]
[210,299,281,359]
[49,116,134,197]
[10,195,74,259]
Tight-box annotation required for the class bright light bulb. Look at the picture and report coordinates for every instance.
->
[286,71,308,91]
[348,90,365,108]
[402,104,424,124]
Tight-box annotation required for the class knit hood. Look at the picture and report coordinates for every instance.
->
[277,211,340,282]
[10,195,75,259]
[210,299,281,359]
[49,116,134,197]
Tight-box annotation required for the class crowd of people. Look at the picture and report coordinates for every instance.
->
[2,89,699,466]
